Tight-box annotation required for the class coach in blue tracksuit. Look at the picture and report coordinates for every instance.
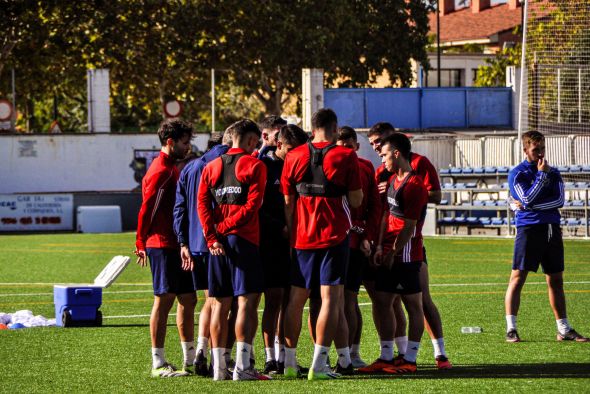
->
[504,130,588,343]
[173,131,233,375]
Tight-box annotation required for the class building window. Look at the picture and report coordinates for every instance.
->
[425,69,464,87]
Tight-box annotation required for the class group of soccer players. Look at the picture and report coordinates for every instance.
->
[134,109,588,381]
[134,108,454,380]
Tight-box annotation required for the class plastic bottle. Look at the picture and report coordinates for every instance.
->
[461,326,483,334]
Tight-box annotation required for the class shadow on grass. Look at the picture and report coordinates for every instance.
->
[354,363,590,380]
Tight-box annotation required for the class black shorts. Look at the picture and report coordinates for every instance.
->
[375,261,422,295]
[147,248,195,296]
[513,223,564,274]
[345,248,367,293]
[292,237,349,290]
[260,237,291,289]
[191,254,209,291]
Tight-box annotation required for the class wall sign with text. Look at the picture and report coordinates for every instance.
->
[0,194,74,231]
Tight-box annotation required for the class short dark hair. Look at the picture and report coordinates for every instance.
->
[226,119,261,142]
[382,132,411,160]
[278,124,309,146]
[522,130,544,148]
[368,122,395,138]
[311,108,337,132]
[259,115,287,131]
[157,119,193,145]
[337,126,357,142]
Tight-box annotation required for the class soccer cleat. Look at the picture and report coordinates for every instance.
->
[226,359,236,373]
[392,354,405,366]
[274,361,285,375]
[308,369,341,380]
[351,358,368,369]
[333,363,354,375]
[194,350,209,377]
[557,329,590,342]
[506,329,521,343]
[213,368,232,381]
[357,358,396,374]
[233,367,272,381]
[151,363,188,378]
[182,363,195,375]
[435,355,453,370]
[263,360,278,374]
[382,359,417,374]
[284,365,303,379]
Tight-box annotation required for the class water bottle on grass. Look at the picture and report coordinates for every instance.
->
[461,326,483,334]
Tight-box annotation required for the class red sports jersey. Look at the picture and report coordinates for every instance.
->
[382,173,428,263]
[136,151,179,250]
[375,151,441,192]
[350,157,381,249]
[281,141,362,249]
[198,148,267,247]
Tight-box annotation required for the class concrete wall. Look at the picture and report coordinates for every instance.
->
[0,133,209,193]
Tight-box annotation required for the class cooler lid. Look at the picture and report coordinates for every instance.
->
[93,255,131,288]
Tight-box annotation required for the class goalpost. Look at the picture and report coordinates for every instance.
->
[518,0,590,235]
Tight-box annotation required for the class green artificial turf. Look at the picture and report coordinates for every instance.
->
[0,233,589,393]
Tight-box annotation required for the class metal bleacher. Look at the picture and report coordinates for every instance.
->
[436,166,590,237]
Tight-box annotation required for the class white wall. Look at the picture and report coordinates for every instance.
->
[412,53,495,87]
[0,134,209,193]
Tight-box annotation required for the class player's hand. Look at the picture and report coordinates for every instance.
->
[383,250,395,269]
[281,225,289,240]
[134,248,147,267]
[373,245,383,266]
[209,242,225,256]
[360,239,372,257]
[180,245,194,271]
[378,181,388,194]
[538,158,550,172]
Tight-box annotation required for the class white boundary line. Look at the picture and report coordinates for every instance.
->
[2,281,590,298]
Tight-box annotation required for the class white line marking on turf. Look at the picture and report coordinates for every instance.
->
[2,281,590,298]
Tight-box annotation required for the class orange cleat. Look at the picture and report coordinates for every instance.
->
[435,355,452,370]
[382,359,417,374]
[357,358,396,373]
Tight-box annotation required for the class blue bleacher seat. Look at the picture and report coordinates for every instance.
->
[455,217,466,223]
[558,166,570,173]
[455,183,466,188]
[497,166,510,174]
[466,217,478,224]
[479,217,491,225]
[473,200,484,206]
[439,199,449,205]
[474,167,485,174]
[450,167,462,174]
[560,218,566,225]
[569,165,582,172]
[501,182,509,189]
[484,166,497,174]
[441,217,455,225]
[575,182,588,188]
[443,183,454,189]
[462,167,473,174]
[565,182,576,188]
[440,168,450,175]
[484,200,497,206]
[566,218,581,226]
[466,182,477,188]
[572,200,585,207]
[491,218,503,225]
[582,165,590,172]
[563,201,573,207]
[496,200,507,207]
[461,202,471,206]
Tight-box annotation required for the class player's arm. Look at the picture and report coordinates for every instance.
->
[346,152,363,208]
[373,209,389,266]
[216,161,267,234]
[388,218,418,265]
[284,194,296,243]
[197,166,221,248]
[420,156,442,204]
[530,172,565,210]
[348,189,363,208]
[511,168,550,208]
[173,172,194,270]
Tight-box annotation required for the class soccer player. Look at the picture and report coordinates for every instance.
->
[135,119,196,378]
[364,123,451,370]
[197,119,270,381]
[372,133,428,374]
[259,124,309,374]
[173,130,235,376]
[281,108,363,380]
[258,115,288,159]
[335,126,381,369]
[505,130,588,343]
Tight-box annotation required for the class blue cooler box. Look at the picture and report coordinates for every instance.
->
[54,285,103,327]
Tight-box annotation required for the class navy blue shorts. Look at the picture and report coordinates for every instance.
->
[208,235,265,298]
[260,237,291,289]
[293,237,349,290]
[191,254,209,291]
[375,261,422,295]
[513,223,564,274]
[147,248,195,296]
[346,248,366,293]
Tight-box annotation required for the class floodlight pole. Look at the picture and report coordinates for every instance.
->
[211,68,216,133]
[11,68,16,131]
[517,0,529,149]
[437,2,441,87]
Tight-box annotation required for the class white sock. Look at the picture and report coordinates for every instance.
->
[431,338,446,358]
[285,347,297,368]
[181,341,196,365]
[556,318,571,335]
[379,340,394,361]
[196,336,209,355]
[404,341,421,363]
[336,347,352,367]
[506,315,517,332]
[152,347,166,369]
[224,348,232,364]
[350,343,361,359]
[265,347,275,362]
[236,342,252,371]
[311,345,330,372]
[394,336,408,355]
[212,348,226,379]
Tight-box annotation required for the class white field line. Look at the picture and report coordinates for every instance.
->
[2,281,590,298]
